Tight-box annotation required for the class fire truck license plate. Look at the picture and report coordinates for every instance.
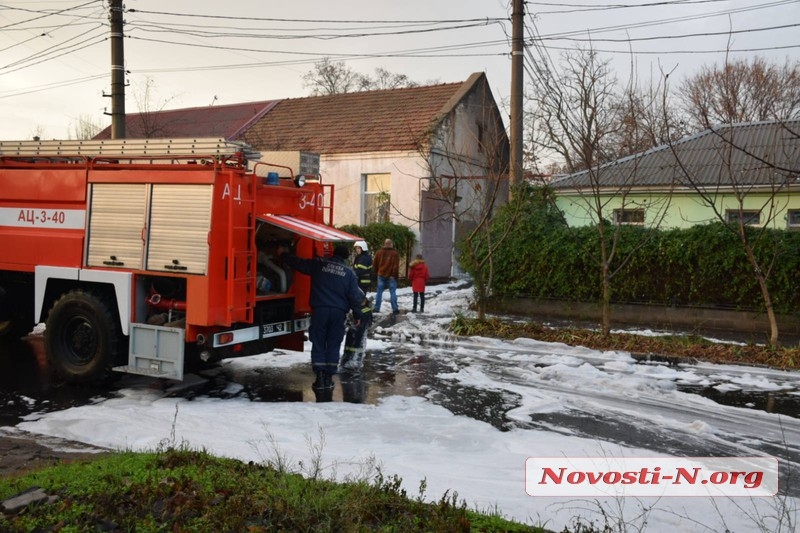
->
[262,322,286,337]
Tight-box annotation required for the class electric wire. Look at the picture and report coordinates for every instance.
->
[127,34,508,59]
[537,23,800,44]
[126,10,506,25]
[0,72,106,99]
[124,19,504,41]
[529,0,798,15]
[0,0,100,30]
[532,0,800,39]
[0,0,797,104]
[0,24,106,72]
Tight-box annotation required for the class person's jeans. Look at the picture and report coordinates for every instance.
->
[374,276,398,313]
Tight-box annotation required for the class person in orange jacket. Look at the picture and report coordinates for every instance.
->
[409,254,430,313]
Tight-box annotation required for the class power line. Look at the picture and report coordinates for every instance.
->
[532,0,799,39]
[126,10,506,25]
[529,0,733,6]
[0,2,105,74]
[0,0,100,30]
[0,28,106,73]
[0,0,797,118]
[124,19,505,41]
[130,39,510,75]
[127,34,509,59]
[529,0,795,15]
[535,42,800,54]
[536,22,800,44]
[0,72,106,99]
[524,3,800,55]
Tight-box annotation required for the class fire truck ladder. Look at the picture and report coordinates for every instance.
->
[225,170,257,325]
[0,137,262,160]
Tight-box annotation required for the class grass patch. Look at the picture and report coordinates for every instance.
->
[0,446,545,532]
[450,315,800,370]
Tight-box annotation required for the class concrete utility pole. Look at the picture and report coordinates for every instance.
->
[509,0,524,190]
[109,0,126,139]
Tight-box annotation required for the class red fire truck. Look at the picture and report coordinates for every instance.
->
[0,138,359,382]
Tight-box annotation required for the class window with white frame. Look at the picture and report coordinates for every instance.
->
[363,173,391,225]
[787,209,800,229]
[613,208,645,225]
[725,209,761,226]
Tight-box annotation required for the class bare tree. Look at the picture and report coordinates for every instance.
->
[610,72,688,159]
[664,48,800,347]
[529,46,674,335]
[367,68,419,91]
[302,58,362,95]
[664,117,800,347]
[131,76,179,138]
[388,82,513,318]
[69,114,105,140]
[29,125,46,141]
[423,100,513,319]
[678,56,800,130]
[530,47,620,174]
[303,58,418,95]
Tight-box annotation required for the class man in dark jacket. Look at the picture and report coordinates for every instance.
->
[277,244,364,391]
[352,240,372,295]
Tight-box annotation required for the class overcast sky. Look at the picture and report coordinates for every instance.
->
[0,0,797,140]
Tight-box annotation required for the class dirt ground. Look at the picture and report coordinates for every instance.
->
[0,432,108,478]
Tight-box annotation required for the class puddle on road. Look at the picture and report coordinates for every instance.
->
[676,383,800,418]
[192,349,519,431]
[3,334,800,431]
[0,337,110,426]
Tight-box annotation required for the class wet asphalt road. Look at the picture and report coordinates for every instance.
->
[5,324,800,497]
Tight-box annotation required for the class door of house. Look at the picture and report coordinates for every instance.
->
[420,191,453,279]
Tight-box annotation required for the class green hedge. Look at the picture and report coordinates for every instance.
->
[475,185,800,314]
[338,222,416,261]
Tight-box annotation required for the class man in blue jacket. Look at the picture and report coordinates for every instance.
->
[277,243,364,391]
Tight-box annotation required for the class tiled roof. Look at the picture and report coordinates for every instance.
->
[551,119,800,190]
[92,73,488,154]
[94,100,279,140]
[242,73,486,153]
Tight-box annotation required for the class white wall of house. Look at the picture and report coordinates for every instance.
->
[320,150,428,235]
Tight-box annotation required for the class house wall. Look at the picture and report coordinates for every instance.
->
[321,150,426,233]
[426,83,510,277]
[319,86,509,279]
[555,189,800,229]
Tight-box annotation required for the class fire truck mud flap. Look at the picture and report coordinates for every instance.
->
[115,323,185,380]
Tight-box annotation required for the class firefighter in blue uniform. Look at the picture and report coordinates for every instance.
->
[277,243,364,392]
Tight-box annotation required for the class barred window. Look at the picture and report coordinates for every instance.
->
[725,209,761,226]
[787,209,800,229]
[613,208,644,225]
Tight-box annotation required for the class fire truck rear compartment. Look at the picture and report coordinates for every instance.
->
[0,138,359,384]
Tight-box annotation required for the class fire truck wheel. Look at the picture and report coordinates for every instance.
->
[45,290,120,383]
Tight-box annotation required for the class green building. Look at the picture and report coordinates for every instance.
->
[551,119,800,229]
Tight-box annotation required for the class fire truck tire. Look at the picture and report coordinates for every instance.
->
[45,290,121,383]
